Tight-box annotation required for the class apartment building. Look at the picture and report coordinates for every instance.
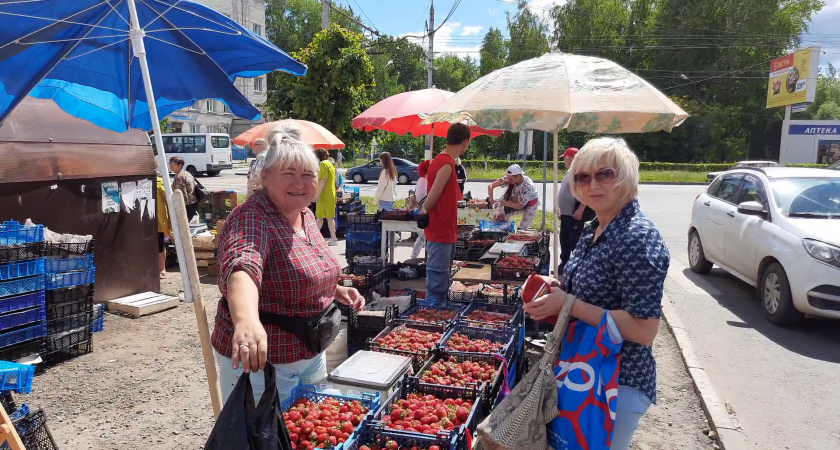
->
[167,0,267,137]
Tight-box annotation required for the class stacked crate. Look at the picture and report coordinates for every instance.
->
[43,240,95,366]
[0,221,47,365]
[335,186,363,234]
[345,214,381,262]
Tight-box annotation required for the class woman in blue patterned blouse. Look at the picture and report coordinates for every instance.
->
[524,137,670,450]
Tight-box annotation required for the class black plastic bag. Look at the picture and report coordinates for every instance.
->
[204,364,294,450]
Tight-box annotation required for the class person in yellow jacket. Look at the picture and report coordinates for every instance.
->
[157,175,172,279]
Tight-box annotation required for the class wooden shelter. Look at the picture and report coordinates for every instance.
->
[0,98,160,301]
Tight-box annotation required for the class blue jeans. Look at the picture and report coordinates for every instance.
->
[611,385,652,450]
[215,350,327,405]
[425,240,455,302]
[379,200,394,211]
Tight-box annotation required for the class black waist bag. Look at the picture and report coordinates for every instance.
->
[416,197,430,229]
[220,298,341,354]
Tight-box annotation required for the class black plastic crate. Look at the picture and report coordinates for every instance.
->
[350,260,386,276]
[378,210,413,221]
[48,310,93,335]
[490,253,539,281]
[346,222,382,234]
[0,243,45,264]
[46,296,93,321]
[370,378,481,446]
[46,284,94,305]
[351,304,399,331]
[369,323,444,372]
[43,241,94,257]
[447,283,483,304]
[504,230,549,256]
[0,337,44,364]
[345,424,459,450]
[457,301,523,331]
[439,325,516,361]
[341,266,388,291]
[470,231,508,243]
[346,213,378,224]
[6,408,58,450]
[396,303,465,332]
[453,246,467,262]
[45,325,92,363]
[466,246,489,262]
[412,351,505,416]
[478,284,519,305]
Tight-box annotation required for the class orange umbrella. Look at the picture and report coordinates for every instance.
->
[232,119,345,149]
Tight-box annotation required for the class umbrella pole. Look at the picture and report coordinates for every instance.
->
[552,133,559,277]
[541,131,547,229]
[127,0,223,418]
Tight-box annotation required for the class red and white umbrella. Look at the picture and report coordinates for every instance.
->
[233,119,345,149]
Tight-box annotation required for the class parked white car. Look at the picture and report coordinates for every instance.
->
[688,167,840,325]
[706,160,778,183]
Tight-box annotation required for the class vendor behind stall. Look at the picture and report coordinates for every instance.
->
[488,164,540,230]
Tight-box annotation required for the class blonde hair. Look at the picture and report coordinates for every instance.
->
[259,124,318,187]
[570,137,639,204]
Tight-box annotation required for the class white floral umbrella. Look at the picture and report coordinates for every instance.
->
[422,52,688,134]
[422,52,688,274]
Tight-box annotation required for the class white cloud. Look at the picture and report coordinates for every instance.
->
[462,26,484,36]
[399,22,482,60]
[488,8,498,16]
[804,0,840,70]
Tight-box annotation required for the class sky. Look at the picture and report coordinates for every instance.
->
[333,0,840,71]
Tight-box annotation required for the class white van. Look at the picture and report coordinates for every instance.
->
[155,133,232,177]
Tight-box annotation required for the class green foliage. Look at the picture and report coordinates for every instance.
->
[433,55,479,92]
[480,27,506,76]
[506,0,550,65]
[271,25,374,145]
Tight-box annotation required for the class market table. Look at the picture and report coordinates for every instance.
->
[379,220,422,266]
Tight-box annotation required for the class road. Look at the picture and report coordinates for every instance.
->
[200,169,839,449]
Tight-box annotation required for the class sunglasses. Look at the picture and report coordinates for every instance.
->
[573,168,617,185]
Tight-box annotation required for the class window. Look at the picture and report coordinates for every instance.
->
[715,176,743,204]
[252,24,262,36]
[393,159,406,166]
[206,100,216,113]
[253,76,263,92]
[707,176,725,198]
[190,124,201,133]
[188,102,198,111]
[817,140,840,165]
[771,177,840,216]
[212,136,230,148]
[738,176,766,205]
[222,102,229,114]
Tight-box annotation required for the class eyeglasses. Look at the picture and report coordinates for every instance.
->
[573,168,617,185]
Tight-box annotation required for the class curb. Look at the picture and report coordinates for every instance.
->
[660,294,750,450]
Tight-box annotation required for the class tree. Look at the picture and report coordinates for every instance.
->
[796,63,840,120]
[433,54,479,92]
[480,27,506,76]
[506,0,550,65]
[270,25,374,145]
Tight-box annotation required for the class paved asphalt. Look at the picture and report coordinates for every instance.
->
[200,169,839,449]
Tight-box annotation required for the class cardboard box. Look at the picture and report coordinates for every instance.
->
[192,234,216,251]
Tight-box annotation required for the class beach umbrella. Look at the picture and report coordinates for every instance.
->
[0,0,307,418]
[422,52,688,273]
[233,119,345,149]
[352,88,503,139]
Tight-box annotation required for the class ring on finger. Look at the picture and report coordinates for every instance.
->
[239,343,250,349]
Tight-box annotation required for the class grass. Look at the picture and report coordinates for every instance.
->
[464,167,706,183]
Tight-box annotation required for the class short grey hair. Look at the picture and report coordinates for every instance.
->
[570,137,640,204]
[261,123,319,177]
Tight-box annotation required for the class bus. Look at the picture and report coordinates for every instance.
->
[153,133,232,177]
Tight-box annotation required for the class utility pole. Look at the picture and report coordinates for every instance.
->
[425,1,435,161]
[322,0,330,29]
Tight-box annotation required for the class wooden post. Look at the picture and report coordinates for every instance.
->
[0,403,25,450]
[173,190,224,418]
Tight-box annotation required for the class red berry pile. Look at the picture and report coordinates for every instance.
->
[360,443,441,450]
[380,393,474,435]
[495,255,536,269]
[283,398,368,450]
[420,357,497,387]
[407,308,458,324]
[444,333,504,354]
[463,310,512,329]
[374,328,443,353]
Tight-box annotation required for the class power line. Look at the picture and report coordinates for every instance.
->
[329,3,379,37]
[348,0,379,35]
[433,0,463,33]
[660,58,776,90]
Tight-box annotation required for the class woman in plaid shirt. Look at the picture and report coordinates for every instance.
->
[211,124,365,403]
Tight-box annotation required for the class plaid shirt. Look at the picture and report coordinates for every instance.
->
[211,191,341,364]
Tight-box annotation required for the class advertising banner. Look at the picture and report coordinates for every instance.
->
[766,47,820,109]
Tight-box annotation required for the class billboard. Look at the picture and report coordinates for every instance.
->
[766,47,820,109]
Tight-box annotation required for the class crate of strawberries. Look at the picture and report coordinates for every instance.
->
[369,378,480,449]
[457,301,522,331]
[438,325,515,360]
[396,303,464,331]
[504,230,548,256]
[344,425,458,450]
[369,324,444,372]
[280,384,381,450]
[490,254,540,281]
[341,266,388,291]
[411,352,505,415]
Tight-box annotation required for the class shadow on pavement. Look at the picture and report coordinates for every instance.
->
[681,268,840,364]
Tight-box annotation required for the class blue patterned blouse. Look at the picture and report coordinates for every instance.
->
[562,199,670,403]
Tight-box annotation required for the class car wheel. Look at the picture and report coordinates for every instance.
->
[206,171,220,177]
[398,173,410,184]
[186,166,198,177]
[760,263,803,326]
[352,173,365,184]
[688,231,713,274]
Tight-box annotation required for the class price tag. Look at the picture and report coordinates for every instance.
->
[343,280,353,287]
[516,272,521,278]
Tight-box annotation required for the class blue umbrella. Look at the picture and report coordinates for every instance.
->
[0,0,306,418]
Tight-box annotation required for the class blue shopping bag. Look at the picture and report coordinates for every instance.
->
[547,313,622,450]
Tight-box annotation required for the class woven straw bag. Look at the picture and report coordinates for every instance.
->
[472,295,576,450]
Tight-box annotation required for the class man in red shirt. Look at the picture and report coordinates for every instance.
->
[421,123,472,301]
